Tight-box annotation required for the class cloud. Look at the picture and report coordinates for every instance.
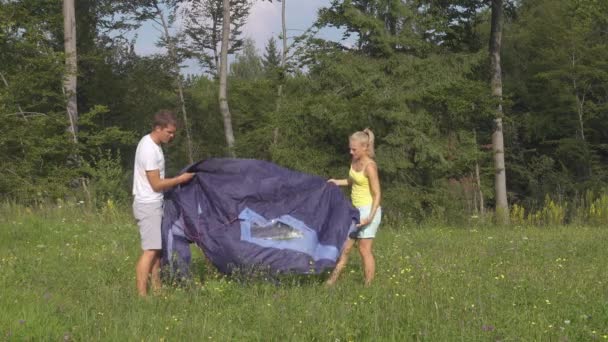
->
[242,1,282,52]
[132,1,335,74]
[242,0,341,52]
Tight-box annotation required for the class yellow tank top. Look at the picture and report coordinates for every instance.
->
[349,164,373,207]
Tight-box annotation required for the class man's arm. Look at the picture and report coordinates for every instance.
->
[146,170,195,193]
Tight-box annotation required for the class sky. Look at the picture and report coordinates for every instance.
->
[132,0,343,75]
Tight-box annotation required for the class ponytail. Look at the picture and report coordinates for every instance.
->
[363,128,375,158]
[350,128,376,158]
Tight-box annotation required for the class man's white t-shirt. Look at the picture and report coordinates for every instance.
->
[133,134,165,203]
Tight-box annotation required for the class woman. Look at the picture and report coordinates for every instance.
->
[327,128,382,286]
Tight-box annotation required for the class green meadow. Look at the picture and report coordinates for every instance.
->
[1,205,607,341]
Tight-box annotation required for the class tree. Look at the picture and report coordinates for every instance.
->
[219,0,235,155]
[183,0,251,76]
[149,0,195,163]
[63,0,78,143]
[280,0,287,71]
[501,0,608,202]
[0,0,73,202]
[489,0,509,223]
[262,37,281,78]
[274,0,287,144]
[532,0,608,174]
[230,38,264,80]
[316,0,432,57]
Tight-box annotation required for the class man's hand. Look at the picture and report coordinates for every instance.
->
[146,170,195,192]
[179,172,195,184]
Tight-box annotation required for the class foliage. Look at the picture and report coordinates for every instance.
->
[182,0,251,75]
[230,38,264,80]
[80,149,132,206]
[262,37,282,79]
[527,196,567,227]
[508,190,608,227]
[261,48,494,221]
[317,0,435,56]
[509,203,525,225]
[0,114,77,203]
[587,193,608,226]
[3,0,608,223]
[503,0,608,204]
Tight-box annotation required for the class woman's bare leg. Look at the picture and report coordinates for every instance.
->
[326,238,356,286]
[358,238,375,286]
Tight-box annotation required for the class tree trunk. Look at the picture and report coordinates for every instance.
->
[176,80,194,163]
[63,0,78,143]
[571,53,589,142]
[63,0,89,202]
[219,0,236,156]
[213,19,219,75]
[276,0,286,102]
[490,0,509,224]
[281,0,287,69]
[475,163,485,215]
[473,129,485,215]
[570,53,593,177]
[157,4,194,163]
[273,0,287,146]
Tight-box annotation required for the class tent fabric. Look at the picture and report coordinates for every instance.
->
[161,158,359,276]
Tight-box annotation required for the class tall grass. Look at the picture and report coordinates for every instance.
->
[508,191,608,227]
[0,204,607,340]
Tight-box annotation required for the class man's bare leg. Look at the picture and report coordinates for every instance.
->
[150,255,161,294]
[136,249,160,296]
[358,239,375,286]
[326,238,356,286]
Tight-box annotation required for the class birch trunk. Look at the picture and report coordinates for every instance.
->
[277,0,286,100]
[571,53,590,143]
[63,0,78,143]
[219,0,236,156]
[490,0,509,224]
[63,0,90,201]
[273,0,287,145]
[473,129,485,215]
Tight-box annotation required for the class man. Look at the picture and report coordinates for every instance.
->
[132,110,194,296]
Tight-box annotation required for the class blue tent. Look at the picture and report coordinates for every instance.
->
[161,158,359,277]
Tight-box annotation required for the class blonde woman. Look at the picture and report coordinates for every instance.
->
[327,128,382,286]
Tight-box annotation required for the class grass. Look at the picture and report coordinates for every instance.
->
[0,204,607,341]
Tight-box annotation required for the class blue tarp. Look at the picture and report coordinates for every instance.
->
[161,158,359,276]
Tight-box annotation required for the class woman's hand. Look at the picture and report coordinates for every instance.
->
[328,179,347,186]
[357,216,372,227]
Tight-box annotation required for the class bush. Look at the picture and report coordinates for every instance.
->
[81,149,131,206]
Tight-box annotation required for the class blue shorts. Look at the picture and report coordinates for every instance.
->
[351,205,381,239]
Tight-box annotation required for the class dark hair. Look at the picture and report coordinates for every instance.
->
[153,110,177,128]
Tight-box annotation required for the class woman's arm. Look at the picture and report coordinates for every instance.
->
[328,178,350,186]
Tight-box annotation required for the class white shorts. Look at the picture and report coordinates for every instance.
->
[133,201,163,250]
[352,205,381,239]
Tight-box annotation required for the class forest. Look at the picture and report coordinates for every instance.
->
[2,0,608,225]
